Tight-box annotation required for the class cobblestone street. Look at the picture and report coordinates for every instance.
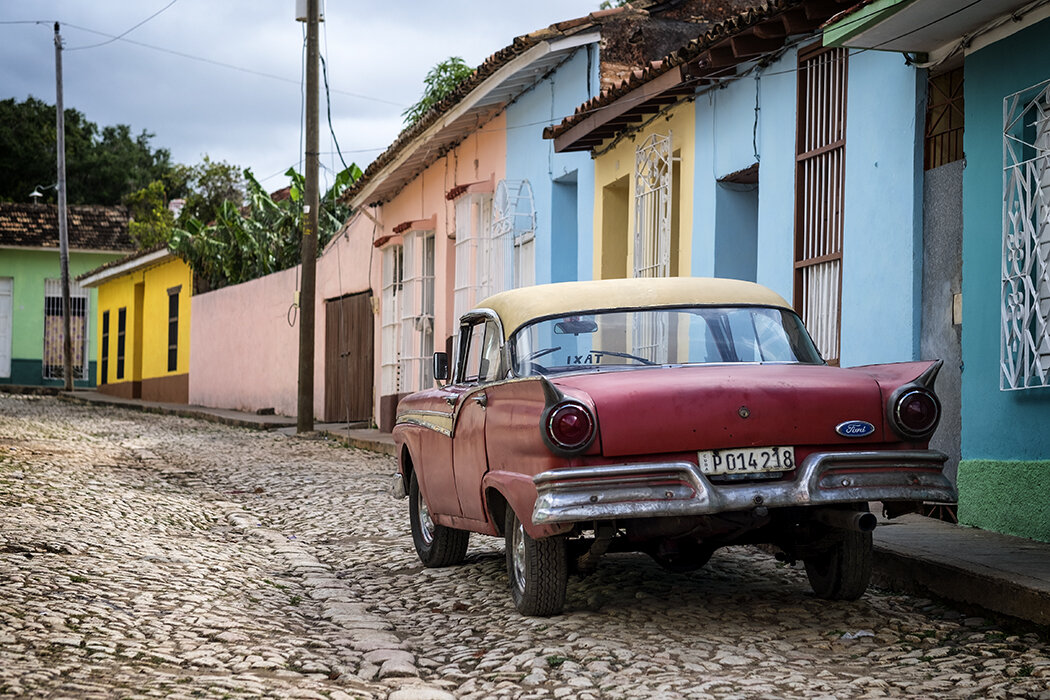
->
[2,394,1049,699]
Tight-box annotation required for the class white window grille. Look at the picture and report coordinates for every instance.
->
[453,192,493,322]
[43,278,89,380]
[491,179,536,294]
[795,46,847,364]
[380,245,404,395]
[400,230,436,393]
[634,132,673,279]
[1002,77,1050,390]
[633,133,673,362]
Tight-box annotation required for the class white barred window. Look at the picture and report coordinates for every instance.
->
[400,229,436,393]
[1002,77,1050,390]
[491,179,536,294]
[453,192,493,323]
[380,244,404,395]
[634,133,672,280]
[43,278,89,380]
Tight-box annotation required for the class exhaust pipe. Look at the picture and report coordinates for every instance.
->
[811,509,877,533]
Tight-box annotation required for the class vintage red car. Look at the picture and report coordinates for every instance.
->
[392,277,955,616]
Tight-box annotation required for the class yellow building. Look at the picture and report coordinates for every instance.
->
[78,247,192,402]
[589,100,695,281]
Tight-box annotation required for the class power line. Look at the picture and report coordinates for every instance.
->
[65,0,178,51]
[18,19,407,107]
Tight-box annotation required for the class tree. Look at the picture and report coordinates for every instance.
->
[169,163,362,291]
[125,180,175,249]
[170,155,245,226]
[401,57,475,127]
[0,97,172,205]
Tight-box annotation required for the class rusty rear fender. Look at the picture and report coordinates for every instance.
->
[482,470,573,539]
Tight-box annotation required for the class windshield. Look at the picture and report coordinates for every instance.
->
[510,306,824,376]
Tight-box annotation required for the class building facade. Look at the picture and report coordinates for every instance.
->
[825,0,1050,542]
[79,248,193,403]
[0,203,133,388]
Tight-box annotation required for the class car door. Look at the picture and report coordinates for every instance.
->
[451,317,502,523]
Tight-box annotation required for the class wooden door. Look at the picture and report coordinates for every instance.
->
[324,292,374,423]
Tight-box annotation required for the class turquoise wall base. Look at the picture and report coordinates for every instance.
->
[0,359,97,388]
[958,459,1050,543]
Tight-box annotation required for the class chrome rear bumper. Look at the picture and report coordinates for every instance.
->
[532,450,953,524]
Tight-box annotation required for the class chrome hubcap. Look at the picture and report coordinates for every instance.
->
[418,489,435,545]
[511,520,527,592]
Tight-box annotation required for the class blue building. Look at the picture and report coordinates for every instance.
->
[827,0,1050,541]
[548,0,946,463]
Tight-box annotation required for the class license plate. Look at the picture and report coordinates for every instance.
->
[698,446,796,475]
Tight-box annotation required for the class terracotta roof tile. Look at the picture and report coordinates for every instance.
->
[0,203,134,252]
[544,0,810,144]
[343,2,742,205]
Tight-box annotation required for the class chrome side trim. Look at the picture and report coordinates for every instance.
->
[532,449,954,524]
[395,409,454,437]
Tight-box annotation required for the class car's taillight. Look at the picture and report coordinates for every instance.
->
[543,401,596,455]
[891,388,940,439]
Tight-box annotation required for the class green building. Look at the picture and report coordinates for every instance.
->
[0,203,133,388]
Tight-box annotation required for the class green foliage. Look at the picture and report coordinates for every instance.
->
[0,97,172,205]
[598,0,630,8]
[125,180,175,249]
[401,57,475,127]
[169,163,362,291]
[170,155,245,226]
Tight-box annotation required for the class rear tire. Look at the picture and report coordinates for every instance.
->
[408,471,469,567]
[505,508,567,616]
[803,528,873,600]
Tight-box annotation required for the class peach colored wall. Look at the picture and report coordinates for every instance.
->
[348,113,507,428]
[189,215,374,419]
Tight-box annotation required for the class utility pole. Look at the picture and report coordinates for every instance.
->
[54,23,73,391]
[297,0,320,432]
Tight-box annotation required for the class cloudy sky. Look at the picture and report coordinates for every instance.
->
[1,0,601,194]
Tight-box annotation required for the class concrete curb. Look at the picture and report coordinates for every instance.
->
[872,536,1050,628]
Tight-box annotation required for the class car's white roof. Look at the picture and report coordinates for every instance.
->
[477,277,793,339]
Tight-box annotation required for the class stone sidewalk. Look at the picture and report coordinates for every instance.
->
[53,389,1050,629]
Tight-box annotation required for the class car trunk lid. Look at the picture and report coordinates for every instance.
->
[553,364,886,457]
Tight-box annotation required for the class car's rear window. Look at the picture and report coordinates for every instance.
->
[510,306,824,376]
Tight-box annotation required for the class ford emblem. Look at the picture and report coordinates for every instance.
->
[836,420,875,438]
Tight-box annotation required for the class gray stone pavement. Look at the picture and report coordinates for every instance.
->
[57,388,1050,629]
[2,392,1049,698]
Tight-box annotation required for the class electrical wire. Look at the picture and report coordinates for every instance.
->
[52,20,406,106]
[65,0,178,51]
[320,54,349,172]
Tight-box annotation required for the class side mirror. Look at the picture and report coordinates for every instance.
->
[433,351,449,382]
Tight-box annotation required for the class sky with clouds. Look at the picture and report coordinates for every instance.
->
[1,0,602,195]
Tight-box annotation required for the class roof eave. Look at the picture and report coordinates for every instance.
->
[549,0,860,153]
[349,30,601,209]
[78,248,174,287]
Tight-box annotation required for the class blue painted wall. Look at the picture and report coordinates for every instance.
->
[754,51,800,303]
[691,48,922,368]
[714,185,758,282]
[961,20,1050,462]
[692,49,798,298]
[840,49,924,367]
[506,45,598,285]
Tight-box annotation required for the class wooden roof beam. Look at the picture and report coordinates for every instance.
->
[552,64,684,152]
[730,32,787,57]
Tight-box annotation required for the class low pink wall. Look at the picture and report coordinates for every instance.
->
[189,222,374,420]
[189,266,304,417]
